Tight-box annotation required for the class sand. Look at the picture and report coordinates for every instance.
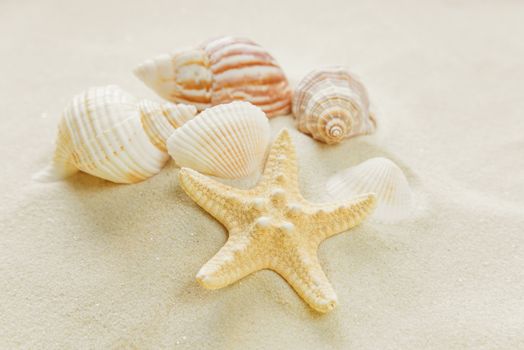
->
[1,0,523,348]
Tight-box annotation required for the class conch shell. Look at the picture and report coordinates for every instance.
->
[326,157,413,222]
[134,36,292,118]
[292,66,377,144]
[167,101,270,179]
[34,85,197,184]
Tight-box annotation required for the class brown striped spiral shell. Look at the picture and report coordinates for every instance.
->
[134,36,292,118]
[292,67,377,144]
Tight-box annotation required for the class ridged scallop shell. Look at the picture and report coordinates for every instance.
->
[34,85,197,184]
[134,36,292,118]
[292,67,377,144]
[326,157,412,222]
[167,101,270,179]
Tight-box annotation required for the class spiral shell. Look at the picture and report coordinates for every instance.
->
[292,67,377,144]
[326,157,413,222]
[167,101,270,179]
[134,36,292,118]
[34,85,197,184]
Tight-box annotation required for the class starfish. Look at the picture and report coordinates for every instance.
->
[178,129,376,313]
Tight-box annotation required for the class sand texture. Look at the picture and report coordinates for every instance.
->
[1,0,523,348]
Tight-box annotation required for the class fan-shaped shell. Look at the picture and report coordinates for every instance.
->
[34,85,197,184]
[167,101,270,179]
[134,36,292,118]
[292,67,376,144]
[326,157,412,222]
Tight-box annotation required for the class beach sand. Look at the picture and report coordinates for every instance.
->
[1,0,523,348]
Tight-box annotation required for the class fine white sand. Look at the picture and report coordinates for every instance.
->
[1,0,523,348]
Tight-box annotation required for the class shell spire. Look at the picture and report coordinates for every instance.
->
[138,100,197,152]
[34,85,197,184]
[320,112,348,144]
[133,50,212,111]
[292,66,377,144]
[134,36,292,118]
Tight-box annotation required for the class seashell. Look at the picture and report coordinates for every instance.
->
[292,66,377,144]
[167,101,270,179]
[34,85,197,184]
[326,157,413,222]
[134,36,292,118]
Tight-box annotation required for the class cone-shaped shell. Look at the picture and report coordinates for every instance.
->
[134,36,292,118]
[167,101,270,179]
[34,85,197,184]
[326,157,412,222]
[292,67,377,144]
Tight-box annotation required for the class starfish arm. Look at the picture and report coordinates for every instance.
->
[305,193,376,242]
[273,250,338,313]
[196,234,263,289]
[178,168,245,229]
[259,129,300,193]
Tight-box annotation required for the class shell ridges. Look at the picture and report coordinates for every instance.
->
[167,101,270,179]
[292,66,377,144]
[134,36,291,117]
[35,86,197,184]
[326,157,413,222]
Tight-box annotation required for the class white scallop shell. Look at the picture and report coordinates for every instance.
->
[326,157,413,222]
[34,85,197,184]
[134,36,292,118]
[167,101,270,179]
[292,66,376,144]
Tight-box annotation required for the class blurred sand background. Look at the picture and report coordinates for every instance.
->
[1,0,523,348]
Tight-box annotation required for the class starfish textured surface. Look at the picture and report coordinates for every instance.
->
[178,129,376,313]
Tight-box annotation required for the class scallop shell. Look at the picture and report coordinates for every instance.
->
[134,36,292,118]
[34,85,197,184]
[167,101,270,179]
[326,157,413,222]
[292,66,377,144]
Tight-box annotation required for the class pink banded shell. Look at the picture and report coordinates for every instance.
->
[292,67,377,144]
[134,36,292,118]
